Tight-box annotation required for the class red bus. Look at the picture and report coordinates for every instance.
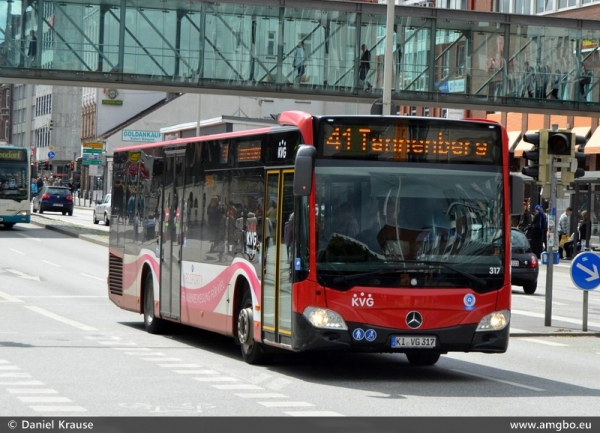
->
[107,111,516,366]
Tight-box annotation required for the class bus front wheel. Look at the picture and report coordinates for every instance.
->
[143,274,166,334]
[238,290,271,365]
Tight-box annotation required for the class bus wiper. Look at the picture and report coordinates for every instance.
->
[332,260,486,286]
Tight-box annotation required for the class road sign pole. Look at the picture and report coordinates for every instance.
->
[545,157,556,327]
[583,291,588,332]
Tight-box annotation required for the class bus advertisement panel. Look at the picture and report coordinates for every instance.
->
[0,145,31,228]
[107,112,512,367]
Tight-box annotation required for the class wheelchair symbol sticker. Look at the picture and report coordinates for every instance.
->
[365,329,377,342]
[464,294,476,310]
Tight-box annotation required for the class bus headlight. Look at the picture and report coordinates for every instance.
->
[303,307,348,330]
[476,310,510,331]
[17,211,28,216]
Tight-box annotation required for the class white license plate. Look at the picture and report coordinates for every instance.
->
[511,260,519,267]
[54,204,63,207]
[391,336,437,348]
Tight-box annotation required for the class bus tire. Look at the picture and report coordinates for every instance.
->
[238,290,271,365]
[406,352,440,366]
[143,274,166,334]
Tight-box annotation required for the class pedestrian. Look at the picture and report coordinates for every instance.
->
[293,41,306,84]
[522,61,534,98]
[518,201,533,234]
[530,205,547,259]
[30,178,38,200]
[27,30,37,66]
[36,176,43,191]
[67,178,74,194]
[557,207,572,259]
[359,44,372,90]
[551,69,562,100]
[207,195,223,252]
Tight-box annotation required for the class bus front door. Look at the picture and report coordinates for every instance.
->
[262,170,294,343]
[160,151,186,321]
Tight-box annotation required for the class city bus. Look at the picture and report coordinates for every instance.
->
[0,145,31,228]
[107,111,517,366]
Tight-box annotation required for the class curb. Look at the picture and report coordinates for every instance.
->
[30,219,109,247]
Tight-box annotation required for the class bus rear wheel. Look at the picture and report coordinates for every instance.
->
[238,290,271,365]
[406,352,441,366]
[143,274,166,334]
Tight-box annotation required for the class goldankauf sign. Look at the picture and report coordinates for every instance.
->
[122,130,162,143]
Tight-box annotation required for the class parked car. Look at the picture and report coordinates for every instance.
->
[93,194,111,226]
[32,186,74,216]
[511,227,539,294]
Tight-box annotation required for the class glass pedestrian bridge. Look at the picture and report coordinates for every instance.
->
[2,0,600,115]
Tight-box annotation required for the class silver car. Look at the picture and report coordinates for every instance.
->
[93,194,111,226]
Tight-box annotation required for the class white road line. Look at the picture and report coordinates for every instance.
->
[18,397,73,403]
[514,296,567,306]
[25,306,97,331]
[0,373,31,378]
[9,248,25,255]
[0,381,44,386]
[41,260,61,268]
[211,384,264,390]
[519,338,568,347]
[7,389,59,394]
[0,360,8,363]
[452,369,545,391]
[85,336,122,340]
[29,406,87,412]
[193,377,239,382]
[235,393,288,398]
[259,401,314,408]
[0,366,21,370]
[173,370,217,375]
[510,328,531,333]
[14,233,40,242]
[80,273,105,282]
[284,411,344,417]
[124,352,165,356]
[112,348,151,351]
[0,291,24,303]
[141,358,182,362]
[97,342,138,346]
[512,309,600,328]
[157,363,200,368]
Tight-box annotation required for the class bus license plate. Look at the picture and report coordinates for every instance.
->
[511,260,519,267]
[391,336,436,348]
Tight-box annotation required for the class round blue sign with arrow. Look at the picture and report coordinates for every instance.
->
[570,252,600,291]
[47,151,55,159]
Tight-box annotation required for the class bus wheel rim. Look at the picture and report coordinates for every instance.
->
[238,308,252,346]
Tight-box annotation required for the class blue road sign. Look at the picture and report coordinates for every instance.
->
[570,252,600,291]
[47,151,55,159]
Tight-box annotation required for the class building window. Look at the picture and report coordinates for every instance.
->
[424,108,430,117]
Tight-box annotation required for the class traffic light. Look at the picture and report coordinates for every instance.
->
[521,130,549,184]
[44,161,49,170]
[560,133,586,187]
[47,120,54,131]
[547,131,572,156]
[70,161,75,170]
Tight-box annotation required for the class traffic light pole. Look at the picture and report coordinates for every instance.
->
[545,157,556,327]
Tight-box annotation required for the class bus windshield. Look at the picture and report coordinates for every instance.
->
[0,161,28,201]
[315,163,504,292]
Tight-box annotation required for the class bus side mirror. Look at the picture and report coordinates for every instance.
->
[294,145,316,197]
[509,174,524,216]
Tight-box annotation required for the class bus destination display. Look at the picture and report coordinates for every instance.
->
[0,149,27,162]
[319,119,501,164]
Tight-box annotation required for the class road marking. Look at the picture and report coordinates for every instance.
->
[9,248,25,255]
[97,341,137,346]
[519,338,568,347]
[25,306,97,331]
[235,393,288,398]
[19,396,73,403]
[510,328,531,333]
[0,366,21,370]
[14,233,40,242]
[0,381,44,386]
[85,336,122,340]
[0,360,8,363]
[41,260,61,268]
[514,296,566,306]
[211,384,264,390]
[284,411,344,417]
[0,291,24,303]
[0,373,31,378]
[112,347,151,351]
[6,269,41,281]
[29,406,87,412]
[157,363,200,368]
[512,309,600,328]
[452,369,545,391]
[142,358,182,362]
[124,352,165,356]
[174,370,217,375]
[80,273,105,282]
[7,388,59,394]
[193,377,239,382]
[259,401,314,408]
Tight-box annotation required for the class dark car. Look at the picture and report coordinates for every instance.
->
[511,227,539,294]
[32,186,74,216]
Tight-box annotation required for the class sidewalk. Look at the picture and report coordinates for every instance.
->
[28,211,600,338]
